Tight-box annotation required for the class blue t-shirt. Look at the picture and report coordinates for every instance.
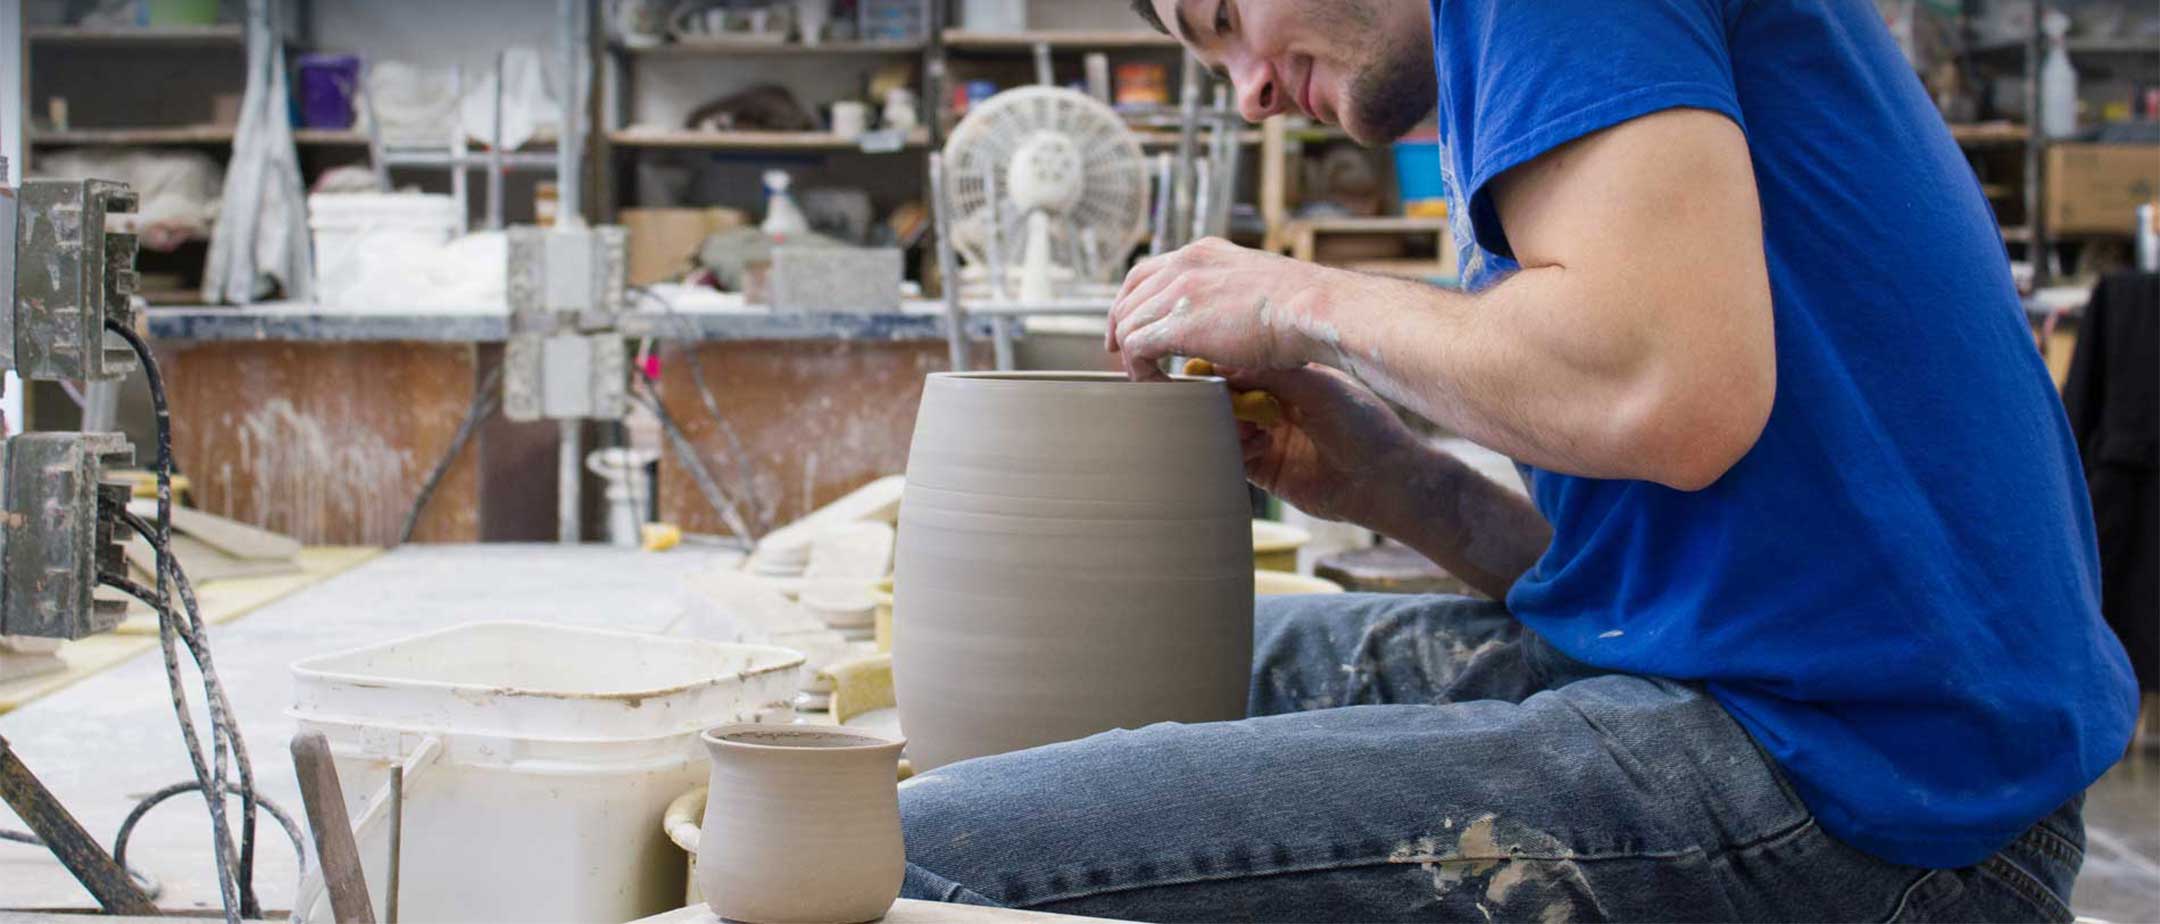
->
[1427,0,2139,869]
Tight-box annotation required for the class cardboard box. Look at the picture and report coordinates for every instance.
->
[2046,144,2160,235]
[621,207,746,285]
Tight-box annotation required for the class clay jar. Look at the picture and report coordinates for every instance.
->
[697,724,906,924]
[894,372,1255,772]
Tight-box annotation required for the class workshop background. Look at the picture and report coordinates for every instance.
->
[0,0,2155,921]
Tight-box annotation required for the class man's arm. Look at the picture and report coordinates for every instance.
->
[1113,108,1777,492]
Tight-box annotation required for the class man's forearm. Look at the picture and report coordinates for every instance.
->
[1359,443,1550,601]
[1287,266,1657,484]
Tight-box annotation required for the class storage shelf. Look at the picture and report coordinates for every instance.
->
[616,37,926,56]
[1948,121,2030,146]
[30,125,235,145]
[1971,36,2160,62]
[1289,216,1451,235]
[608,128,929,150]
[27,24,245,45]
[941,29,1181,51]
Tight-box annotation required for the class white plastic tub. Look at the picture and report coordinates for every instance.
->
[308,192,460,309]
[289,621,802,924]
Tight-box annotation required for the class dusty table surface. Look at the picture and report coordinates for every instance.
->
[0,544,745,914]
[632,899,1122,923]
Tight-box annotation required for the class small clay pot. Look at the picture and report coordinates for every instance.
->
[697,724,906,924]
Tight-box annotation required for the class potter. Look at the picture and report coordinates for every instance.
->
[893,372,1254,772]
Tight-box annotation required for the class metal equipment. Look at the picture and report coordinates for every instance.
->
[1,172,141,642]
[503,223,632,544]
[1,170,302,923]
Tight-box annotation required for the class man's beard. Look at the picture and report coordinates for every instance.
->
[1347,34,1438,143]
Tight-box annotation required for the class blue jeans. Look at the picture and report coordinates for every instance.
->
[898,594,2086,922]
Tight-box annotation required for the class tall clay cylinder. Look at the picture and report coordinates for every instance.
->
[697,725,906,924]
[895,372,1255,772]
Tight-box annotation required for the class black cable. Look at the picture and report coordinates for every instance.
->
[399,363,506,546]
[107,513,261,916]
[110,780,305,892]
[631,286,772,538]
[104,319,255,923]
[629,385,758,541]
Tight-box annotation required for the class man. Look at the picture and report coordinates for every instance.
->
[898,2,2139,920]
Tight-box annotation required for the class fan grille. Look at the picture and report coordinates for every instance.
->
[943,86,1152,287]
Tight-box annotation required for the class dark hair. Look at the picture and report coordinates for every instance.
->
[1130,0,1170,35]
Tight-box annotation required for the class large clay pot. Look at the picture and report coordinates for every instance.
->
[894,372,1255,772]
[697,724,906,924]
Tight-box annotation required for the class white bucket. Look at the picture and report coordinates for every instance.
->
[307,192,461,309]
[289,621,803,924]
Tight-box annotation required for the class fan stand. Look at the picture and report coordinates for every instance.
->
[1020,210,1057,304]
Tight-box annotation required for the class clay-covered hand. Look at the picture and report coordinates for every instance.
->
[1222,363,1421,525]
[1107,238,1336,381]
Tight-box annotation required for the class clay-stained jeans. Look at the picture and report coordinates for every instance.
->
[897,594,2086,922]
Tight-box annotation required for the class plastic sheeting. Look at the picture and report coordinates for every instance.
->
[202,0,313,304]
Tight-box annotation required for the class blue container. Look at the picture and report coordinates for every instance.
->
[296,54,361,130]
[1392,140,1447,205]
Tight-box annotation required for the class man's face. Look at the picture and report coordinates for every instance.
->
[1148,0,1436,145]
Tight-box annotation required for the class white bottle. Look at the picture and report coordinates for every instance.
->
[2041,10,2079,139]
[761,169,811,238]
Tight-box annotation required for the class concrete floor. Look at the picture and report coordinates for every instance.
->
[2076,748,2160,923]
[2,544,2156,919]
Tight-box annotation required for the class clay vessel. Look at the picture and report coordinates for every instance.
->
[894,372,1254,772]
[697,724,906,924]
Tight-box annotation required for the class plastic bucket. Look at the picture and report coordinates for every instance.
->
[308,193,461,309]
[289,621,803,924]
[1393,139,1447,212]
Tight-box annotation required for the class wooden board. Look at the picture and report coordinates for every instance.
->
[654,341,986,539]
[0,548,379,713]
[160,341,485,546]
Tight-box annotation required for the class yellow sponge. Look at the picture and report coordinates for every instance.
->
[1183,359,1284,427]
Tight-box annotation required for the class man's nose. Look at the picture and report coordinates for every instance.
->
[1232,59,1286,122]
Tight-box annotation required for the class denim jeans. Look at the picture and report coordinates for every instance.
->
[898,594,2086,922]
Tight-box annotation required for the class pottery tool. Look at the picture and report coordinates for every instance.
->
[1183,359,1285,427]
[292,731,378,924]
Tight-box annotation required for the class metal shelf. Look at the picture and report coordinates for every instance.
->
[940,29,1180,51]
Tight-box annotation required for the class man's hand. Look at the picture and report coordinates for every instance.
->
[1107,238,1341,381]
[1223,364,1421,524]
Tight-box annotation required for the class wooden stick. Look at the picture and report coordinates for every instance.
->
[291,731,377,924]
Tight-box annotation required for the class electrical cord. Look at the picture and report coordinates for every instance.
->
[102,319,261,924]
[630,286,772,538]
[629,384,759,542]
[398,363,506,546]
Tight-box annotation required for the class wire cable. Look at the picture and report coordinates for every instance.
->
[630,286,772,538]
[398,363,506,546]
[104,319,258,923]
[628,384,758,542]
